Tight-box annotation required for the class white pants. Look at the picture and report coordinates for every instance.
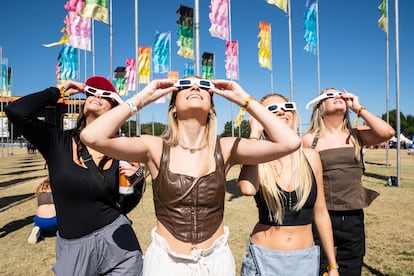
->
[143,226,235,276]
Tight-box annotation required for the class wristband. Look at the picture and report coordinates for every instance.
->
[354,106,366,126]
[234,96,255,127]
[327,262,339,271]
[126,99,138,114]
[59,86,68,98]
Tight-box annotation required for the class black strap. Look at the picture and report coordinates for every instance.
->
[311,130,320,149]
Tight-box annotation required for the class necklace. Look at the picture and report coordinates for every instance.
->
[179,143,207,153]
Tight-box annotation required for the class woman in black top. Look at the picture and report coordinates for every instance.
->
[5,76,143,275]
[238,93,338,276]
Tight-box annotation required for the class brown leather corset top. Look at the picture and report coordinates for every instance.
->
[152,139,226,243]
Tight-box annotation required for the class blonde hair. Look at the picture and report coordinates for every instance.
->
[257,94,312,224]
[305,88,362,160]
[161,76,218,201]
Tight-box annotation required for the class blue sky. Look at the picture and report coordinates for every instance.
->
[1,0,413,133]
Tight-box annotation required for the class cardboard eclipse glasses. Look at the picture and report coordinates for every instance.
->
[266,102,297,113]
[84,86,124,105]
[173,79,215,90]
[305,91,344,109]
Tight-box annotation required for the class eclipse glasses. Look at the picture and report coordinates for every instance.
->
[173,79,215,90]
[84,86,124,105]
[266,102,297,113]
[305,91,344,109]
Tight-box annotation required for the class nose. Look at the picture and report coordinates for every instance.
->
[275,109,285,116]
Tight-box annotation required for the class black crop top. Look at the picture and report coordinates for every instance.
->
[254,166,317,226]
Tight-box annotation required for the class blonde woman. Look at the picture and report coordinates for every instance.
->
[238,93,338,276]
[302,88,394,275]
[80,77,301,276]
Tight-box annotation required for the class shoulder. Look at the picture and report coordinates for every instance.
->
[302,133,315,148]
[303,148,322,173]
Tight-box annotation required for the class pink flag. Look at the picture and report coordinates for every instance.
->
[225,40,238,80]
[66,11,91,51]
[208,0,229,40]
[125,58,136,91]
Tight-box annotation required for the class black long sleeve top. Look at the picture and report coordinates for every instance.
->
[5,87,121,239]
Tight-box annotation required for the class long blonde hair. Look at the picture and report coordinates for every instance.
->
[305,88,362,160]
[161,76,218,201]
[257,94,312,224]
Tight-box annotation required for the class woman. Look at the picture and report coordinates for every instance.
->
[80,76,301,276]
[27,177,57,244]
[238,93,338,276]
[5,76,143,275]
[302,88,395,276]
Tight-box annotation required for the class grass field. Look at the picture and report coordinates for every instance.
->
[0,147,413,275]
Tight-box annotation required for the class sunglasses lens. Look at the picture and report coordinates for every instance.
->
[85,91,94,97]
[268,105,279,112]
[199,80,211,88]
[285,103,295,109]
[179,80,192,86]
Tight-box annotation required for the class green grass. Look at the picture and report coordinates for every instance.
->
[0,148,413,275]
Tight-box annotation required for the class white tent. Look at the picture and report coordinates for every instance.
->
[399,133,413,144]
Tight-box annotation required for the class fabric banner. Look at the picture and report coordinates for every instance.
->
[138,47,151,84]
[257,21,271,70]
[184,62,194,77]
[202,52,214,80]
[265,0,287,13]
[153,32,170,74]
[303,0,317,54]
[66,11,91,51]
[125,58,136,91]
[176,5,194,60]
[208,0,229,40]
[56,45,78,81]
[225,40,238,80]
[378,0,387,32]
[78,0,109,24]
[114,66,127,96]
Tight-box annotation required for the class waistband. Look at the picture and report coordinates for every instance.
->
[150,226,230,262]
[329,209,364,216]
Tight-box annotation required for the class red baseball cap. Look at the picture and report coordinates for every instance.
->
[84,76,123,105]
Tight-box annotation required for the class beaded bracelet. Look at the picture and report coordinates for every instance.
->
[354,106,366,126]
[234,96,255,127]
[125,99,138,114]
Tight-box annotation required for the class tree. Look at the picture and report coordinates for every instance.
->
[121,121,167,137]
[381,109,413,139]
[220,120,250,137]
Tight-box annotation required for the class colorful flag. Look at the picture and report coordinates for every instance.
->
[66,11,91,51]
[168,71,179,80]
[114,66,127,96]
[378,0,387,32]
[303,0,317,54]
[152,32,170,74]
[43,26,70,47]
[78,0,109,24]
[56,45,78,82]
[258,21,271,70]
[265,0,287,13]
[225,40,238,80]
[202,52,214,80]
[125,58,136,91]
[138,47,151,84]
[176,5,194,59]
[184,62,194,77]
[208,0,229,40]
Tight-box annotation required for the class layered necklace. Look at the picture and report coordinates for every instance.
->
[179,143,207,153]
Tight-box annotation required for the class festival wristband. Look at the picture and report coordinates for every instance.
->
[234,96,255,127]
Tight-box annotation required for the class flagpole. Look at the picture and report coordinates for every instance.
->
[92,20,96,76]
[316,0,321,95]
[394,0,401,187]
[0,45,3,159]
[169,32,172,72]
[287,0,293,100]
[194,0,200,76]
[269,23,274,93]
[135,0,140,136]
[109,0,113,80]
[385,0,390,167]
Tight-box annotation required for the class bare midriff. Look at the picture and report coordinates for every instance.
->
[251,223,314,251]
[156,221,225,254]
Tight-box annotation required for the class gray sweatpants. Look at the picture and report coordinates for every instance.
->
[53,215,143,275]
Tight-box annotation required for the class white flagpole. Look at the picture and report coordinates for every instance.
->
[316,0,321,95]
[269,23,274,93]
[0,45,4,159]
[394,0,401,186]
[287,0,293,100]
[194,0,200,76]
[135,0,140,135]
[109,0,113,80]
[92,19,96,76]
[385,0,390,167]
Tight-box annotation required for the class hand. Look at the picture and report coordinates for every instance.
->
[138,79,176,106]
[58,80,85,97]
[342,89,361,113]
[248,117,264,139]
[211,80,251,107]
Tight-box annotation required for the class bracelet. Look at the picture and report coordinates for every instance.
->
[354,106,366,126]
[242,95,255,109]
[59,86,68,98]
[234,96,255,127]
[125,99,138,114]
[327,263,339,271]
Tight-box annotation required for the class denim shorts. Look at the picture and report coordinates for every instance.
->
[143,226,235,276]
[241,239,320,276]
